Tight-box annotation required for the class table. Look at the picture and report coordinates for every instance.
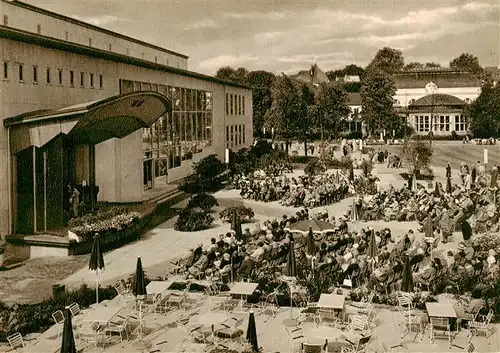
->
[229,282,258,311]
[195,312,229,326]
[82,305,122,324]
[426,302,457,318]
[317,294,346,310]
[304,326,345,341]
[146,281,173,296]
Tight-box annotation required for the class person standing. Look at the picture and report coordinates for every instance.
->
[72,187,80,218]
[446,162,452,179]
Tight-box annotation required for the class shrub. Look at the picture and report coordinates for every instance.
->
[67,206,131,228]
[304,158,326,176]
[179,155,226,194]
[219,206,254,223]
[0,284,117,342]
[187,193,219,212]
[70,212,140,242]
[400,140,433,177]
[174,208,214,232]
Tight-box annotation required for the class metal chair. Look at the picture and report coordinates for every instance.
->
[115,281,135,307]
[342,334,372,353]
[429,317,451,348]
[7,332,25,351]
[469,309,494,343]
[52,310,65,337]
[301,342,323,353]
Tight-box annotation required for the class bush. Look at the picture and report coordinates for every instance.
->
[67,206,131,228]
[187,193,219,212]
[0,284,117,342]
[219,206,254,223]
[304,158,326,176]
[180,155,226,194]
[400,140,433,177]
[174,208,214,232]
[289,155,315,164]
[70,212,140,242]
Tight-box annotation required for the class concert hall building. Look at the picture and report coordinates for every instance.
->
[0,0,252,236]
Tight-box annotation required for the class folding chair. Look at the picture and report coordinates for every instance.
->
[469,309,494,343]
[7,332,25,351]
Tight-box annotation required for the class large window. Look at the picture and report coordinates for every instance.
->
[120,79,213,189]
[416,115,430,132]
[455,115,467,132]
[438,115,450,132]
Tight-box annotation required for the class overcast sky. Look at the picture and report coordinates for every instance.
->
[33,0,499,75]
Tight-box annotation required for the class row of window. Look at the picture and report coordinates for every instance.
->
[3,61,103,88]
[225,93,246,116]
[226,125,246,148]
[2,15,181,68]
[414,115,468,132]
[120,79,214,188]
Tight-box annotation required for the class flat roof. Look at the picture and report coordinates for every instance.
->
[1,0,188,59]
[0,25,250,90]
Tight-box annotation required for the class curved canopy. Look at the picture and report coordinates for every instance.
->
[6,91,171,153]
[409,94,465,107]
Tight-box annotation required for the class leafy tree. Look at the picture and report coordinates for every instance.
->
[425,62,441,68]
[299,83,315,156]
[450,53,483,75]
[366,47,404,74]
[468,77,500,138]
[326,64,365,81]
[264,75,303,153]
[215,66,248,84]
[247,70,276,137]
[360,69,397,134]
[315,82,350,143]
[401,140,433,178]
[404,62,424,70]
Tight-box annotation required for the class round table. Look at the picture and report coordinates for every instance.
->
[305,326,345,341]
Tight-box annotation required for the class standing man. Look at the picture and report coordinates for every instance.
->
[446,162,452,179]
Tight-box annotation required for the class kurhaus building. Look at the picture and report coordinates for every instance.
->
[0,0,252,236]
[393,68,482,136]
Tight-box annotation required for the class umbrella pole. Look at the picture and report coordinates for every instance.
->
[96,269,99,304]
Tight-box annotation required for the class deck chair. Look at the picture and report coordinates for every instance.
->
[7,332,25,351]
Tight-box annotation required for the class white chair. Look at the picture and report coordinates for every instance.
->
[469,309,494,342]
[342,334,372,353]
[104,316,130,343]
[285,326,304,353]
[68,302,81,316]
[115,281,135,307]
[7,332,25,351]
[52,310,65,337]
[429,317,451,348]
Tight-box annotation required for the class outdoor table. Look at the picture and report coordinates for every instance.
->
[82,305,122,324]
[304,326,356,352]
[404,342,441,352]
[426,302,458,331]
[146,281,173,297]
[317,294,346,311]
[229,282,258,312]
[195,312,229,326]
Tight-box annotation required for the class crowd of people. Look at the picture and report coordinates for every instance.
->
[235,172,353,208]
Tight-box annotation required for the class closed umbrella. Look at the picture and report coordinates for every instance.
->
[367,229,378,270]
[349,166,355,182]
[411,174,417,192]
[401,256,413,293]
[134,257,147,336]
[446,177,452,194]
[490,168,498,189]
[88,233,105,304]
[246,311,259,353]
[60,307,76,353]
[351,199,358,222]
[434,182,440,197]
[283,242,297,326]
[231,212,237,232]
[234,214,243,241]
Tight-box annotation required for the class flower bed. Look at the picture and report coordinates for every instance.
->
[70,211,140,243]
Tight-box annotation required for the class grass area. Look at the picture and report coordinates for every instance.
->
[374,142,500,171]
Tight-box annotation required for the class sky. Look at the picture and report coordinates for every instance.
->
[33,0,500,75]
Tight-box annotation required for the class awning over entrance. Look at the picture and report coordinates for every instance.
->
[5,91,171,153]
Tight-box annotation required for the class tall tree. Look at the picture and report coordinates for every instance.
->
[366,47,405,74]
[298,84,313,155]
[247,70,276,137]
[215,66,248,84]
[315,82,350,145]
[450,53,483,75]
[360,69,397,134]
[264,75,303,153]
[468,77,500,138]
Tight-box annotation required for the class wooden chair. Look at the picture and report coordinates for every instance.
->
[429,317,451,348]
[342,334,372,353]
[7,333,25,351]
[52,310,65,337]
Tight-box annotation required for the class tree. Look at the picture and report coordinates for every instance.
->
[299,84,315,156]
[450,53,483,75]
[360,69,397,134]
[215,66,248,84]
[366,47,404,74]
[425,62,441,68]
[264,75,303,153]
[468,77,500,138]
[401,140,433,177]
[315,82,350,144]
[247,70,276,137]
[326,64,365,81]
[404,62,424,70]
